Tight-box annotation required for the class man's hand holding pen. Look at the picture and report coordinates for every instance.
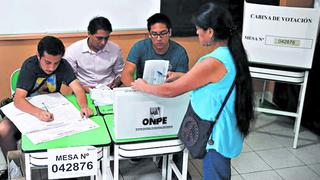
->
[81,106,93,119]
[38,102,54,122]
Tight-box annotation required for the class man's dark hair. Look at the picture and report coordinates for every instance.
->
[37,36,65,58]
[147,13,172,31]
[88,16,112,35]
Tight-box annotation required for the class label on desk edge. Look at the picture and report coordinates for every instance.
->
[48,146,97,179]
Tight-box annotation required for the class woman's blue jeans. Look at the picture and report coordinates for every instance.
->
[203,149,231,180]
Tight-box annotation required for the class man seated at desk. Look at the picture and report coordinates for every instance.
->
[0,36,93,156]
[64,16,124,92]
[121,13,189,86]
[120,13,191,179]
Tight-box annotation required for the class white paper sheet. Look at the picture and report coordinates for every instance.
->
[142,60,169,85]
[0,93,99,144]
[90,84,113,106]
[26,119,99,144]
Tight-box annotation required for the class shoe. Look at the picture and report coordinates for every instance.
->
[128,158,142,164]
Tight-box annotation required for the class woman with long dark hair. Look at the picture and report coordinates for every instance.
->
[132,2,254,179]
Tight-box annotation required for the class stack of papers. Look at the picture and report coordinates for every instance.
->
[90,84,114,106]
[0,93,99,144]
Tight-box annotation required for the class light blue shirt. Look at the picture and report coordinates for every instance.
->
[190,46,243,158]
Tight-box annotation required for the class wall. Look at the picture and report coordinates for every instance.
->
[0,0,160,35]
[0,31,212,99]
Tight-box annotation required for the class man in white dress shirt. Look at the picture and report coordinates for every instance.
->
[64,16,124,92]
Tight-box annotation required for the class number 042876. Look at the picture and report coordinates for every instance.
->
[51,161,94,173]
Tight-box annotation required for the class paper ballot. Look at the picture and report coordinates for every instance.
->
[143,60,169,84]
[90,84,113,106]
[0,93,99,144]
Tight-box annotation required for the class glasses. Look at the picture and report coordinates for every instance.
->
[95,35,109,41]
[150,30,169,38]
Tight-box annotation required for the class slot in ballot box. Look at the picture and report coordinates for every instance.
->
[113,88,189,140]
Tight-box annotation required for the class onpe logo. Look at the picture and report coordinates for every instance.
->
[142,106,167,125]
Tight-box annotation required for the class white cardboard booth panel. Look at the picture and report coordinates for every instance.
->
[242,1,320,69]
[113,90,189,140]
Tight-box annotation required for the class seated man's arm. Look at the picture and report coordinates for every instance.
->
[108,76,122,89]
[108,50,124,89]
[69,79,93,118]
[121,61,136,87]
[81,85,94,93]
[13,88,53,122]
[166,72,185,82]
[166,49,189,82]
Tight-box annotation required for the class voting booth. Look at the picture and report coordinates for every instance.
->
[242,1,320,148]
[113,89,189,140]
[242,1,320,69]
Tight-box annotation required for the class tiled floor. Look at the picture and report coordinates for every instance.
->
[116,112,320,180]
[231,113,320,180]
[3,112,320,180]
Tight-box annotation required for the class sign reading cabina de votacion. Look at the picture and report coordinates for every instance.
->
[242,1,320,69]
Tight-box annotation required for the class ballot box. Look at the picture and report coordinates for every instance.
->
[113,89,189,140]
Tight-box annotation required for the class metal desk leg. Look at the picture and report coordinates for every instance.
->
[114,145,120,180]
[166,150,188,180]
[166,154,173,180]
[161,155,167,180]
[102,146,111,180]
[24,153,31,180]
[182,148,189,180]
[293,71,309,148]
[91,148,102,180]
[181,148,189,180]
[260,80,267,104]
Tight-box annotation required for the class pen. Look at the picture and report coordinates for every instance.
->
[42,102,50,112]
[156,71,166,77]
[81,112,88,121]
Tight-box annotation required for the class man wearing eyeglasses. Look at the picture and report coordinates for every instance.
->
[121,13,189,86]
[64,16,124,92]
[120,13,191,179]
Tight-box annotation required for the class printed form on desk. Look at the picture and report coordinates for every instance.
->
[90,84,114,106]
[0,93,99,144]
